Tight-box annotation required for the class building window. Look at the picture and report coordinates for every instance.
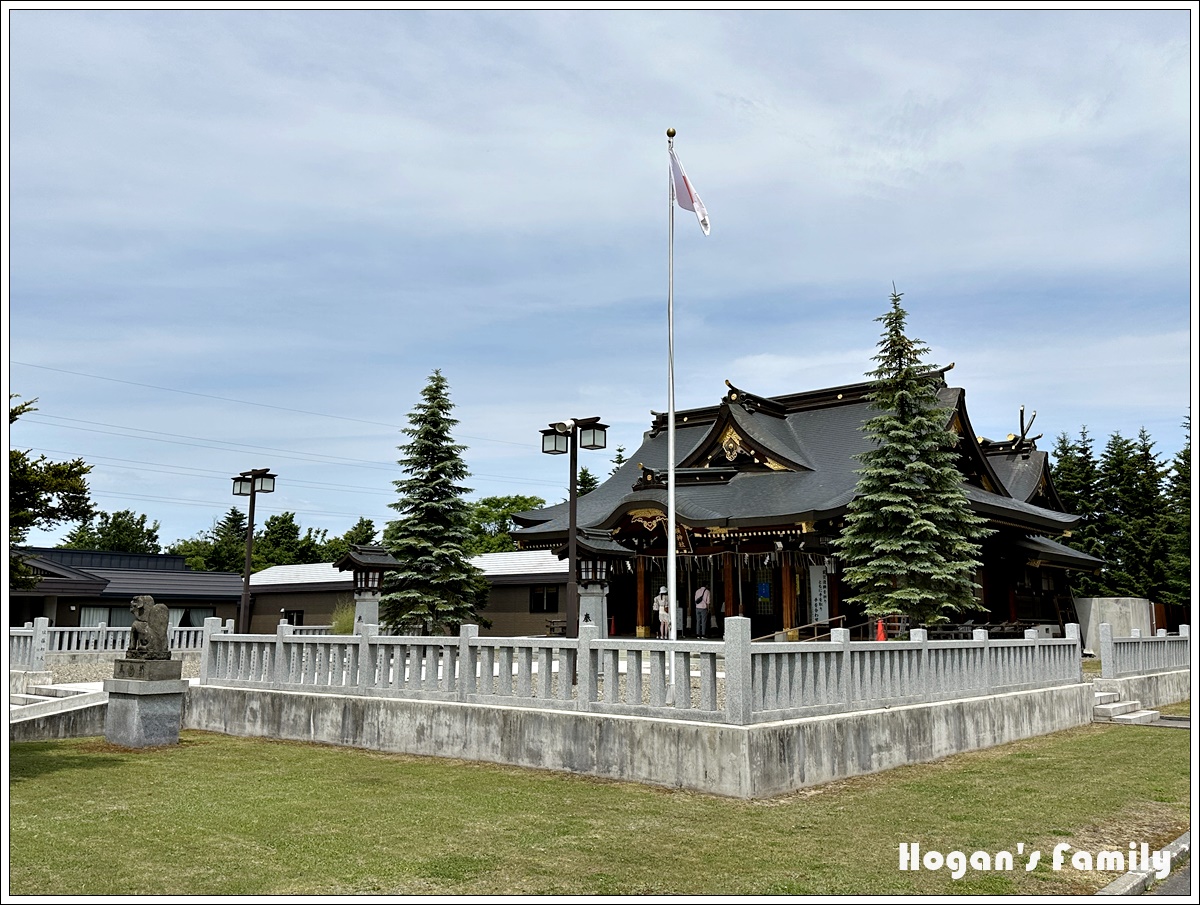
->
[530,586,559,614]
[281,610,305,626]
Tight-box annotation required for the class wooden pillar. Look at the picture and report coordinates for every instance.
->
[636,556,650,638]
[781,554,796,631]
[723,551,737,618]
[829,570,839,619]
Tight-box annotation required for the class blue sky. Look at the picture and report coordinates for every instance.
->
[4,7,1195,551]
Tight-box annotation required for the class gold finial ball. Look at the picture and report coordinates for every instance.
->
[666,128,676,138]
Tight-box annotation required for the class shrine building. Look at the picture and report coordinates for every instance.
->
[512,370,1102,641]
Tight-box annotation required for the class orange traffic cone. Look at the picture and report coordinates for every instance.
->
[876,618,886,642]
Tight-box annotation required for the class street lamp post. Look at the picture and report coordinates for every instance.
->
[540,417,607,638]
[231,467,276,634]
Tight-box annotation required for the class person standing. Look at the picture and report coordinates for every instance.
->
[655,586,670,640]
[694,583,711,638]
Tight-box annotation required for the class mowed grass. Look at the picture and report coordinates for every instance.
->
[8,723,1190,896]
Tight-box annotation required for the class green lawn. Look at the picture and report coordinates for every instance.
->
[1157,699,1190,717]
[8,723,1190,896]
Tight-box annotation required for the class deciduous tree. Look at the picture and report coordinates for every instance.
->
[464,495,546,554]
[60,509,162,554]
[9,396,94,587]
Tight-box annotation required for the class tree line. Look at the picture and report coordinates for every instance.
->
[1049,420,1190,607]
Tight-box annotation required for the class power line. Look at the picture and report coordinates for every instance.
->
[20,426,563,487]
[11,359,530,447]
[90,490,382,521]
[21,415,397,470]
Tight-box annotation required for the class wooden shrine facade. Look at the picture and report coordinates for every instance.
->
[514,374,1102,639]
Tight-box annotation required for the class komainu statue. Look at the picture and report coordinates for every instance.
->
[126,595,171,660]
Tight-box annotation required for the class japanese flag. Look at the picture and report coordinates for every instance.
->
[669,147,710,236]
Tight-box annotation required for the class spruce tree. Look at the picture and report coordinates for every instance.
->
[380,370,488,634]
[1049,428,1104,596]
[577,466,599,497]
[1095,429,1165,598]
[1160,418,1190,608]
[834,288,991,626]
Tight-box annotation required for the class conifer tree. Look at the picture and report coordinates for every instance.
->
[577,466,599,497]
[1160,418,1190,608]
[1049,428,1105,596]
[834,289,991,626]
[1095,429,1165,598]
[380,370,488,634]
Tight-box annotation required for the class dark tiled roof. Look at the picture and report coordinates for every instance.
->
[1015,535,1104,570]
[332,544,400,573]
[86,568,243,600]
[515,379,1079,542]
[28,548,190,571]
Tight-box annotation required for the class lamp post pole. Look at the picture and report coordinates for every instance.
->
[232,468,276,634]
[541,417,607,640]
[567,423,579,639]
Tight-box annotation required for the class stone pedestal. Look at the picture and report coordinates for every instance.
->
[579,583,608,639]
[103,658,187,748]
[353,592,379,629]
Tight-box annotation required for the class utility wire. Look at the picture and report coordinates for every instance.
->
[12,359,530,446]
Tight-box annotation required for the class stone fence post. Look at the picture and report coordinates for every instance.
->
[359,623,379,689]
[274,621,295,684]
[199,617,223,685]
[1099,622,1114,679]
[723,616,753,725]
[457,624,478,700]
[1065,623,1082,682]
[30,617,50,672]
[831,627,851,707]
[576,623,600,709]
[910,628,930,702]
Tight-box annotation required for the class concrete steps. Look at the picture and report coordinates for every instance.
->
[9,690,108,724]
[28,684,96,699]
[10,693,58,706]
[1093,690,1159,725]
[1112,709,1160,725]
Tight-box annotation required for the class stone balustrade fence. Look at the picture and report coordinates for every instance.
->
[9,618,229,671]
[1099,623,1190,679]
[198,616,1092,725]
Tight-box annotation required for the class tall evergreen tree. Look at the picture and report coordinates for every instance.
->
[1048,428,1104,596]
[609,444,628,476]
[380,371,488,634]
[1160,417,1190,608]
[1095,429,1165,598]
[577,466,599,497]
[834,289,991,626]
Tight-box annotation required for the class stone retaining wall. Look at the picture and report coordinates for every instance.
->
[184,681,1094,799]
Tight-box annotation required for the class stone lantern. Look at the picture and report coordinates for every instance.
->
[333,544,399,631]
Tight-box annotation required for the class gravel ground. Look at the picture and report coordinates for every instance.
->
[46,656,201,685]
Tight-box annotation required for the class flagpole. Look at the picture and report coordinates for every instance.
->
[666,127,678,694]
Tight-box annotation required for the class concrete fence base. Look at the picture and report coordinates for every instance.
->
[185,681,1094,799]
[1091,670,1191,710]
